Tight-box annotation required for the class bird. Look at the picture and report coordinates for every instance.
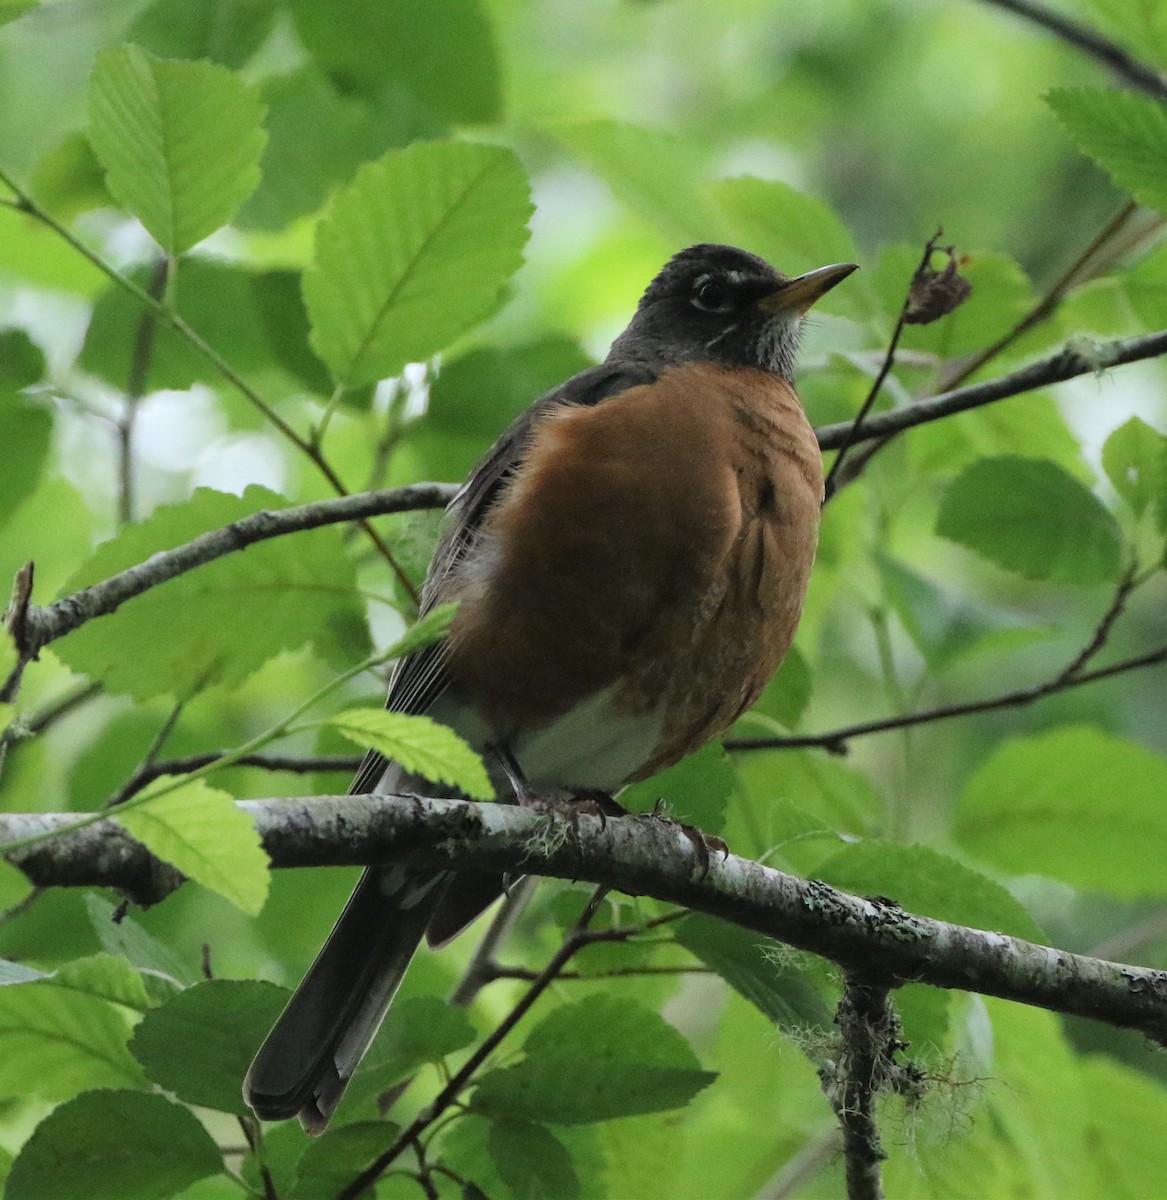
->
[243,242,857,1133]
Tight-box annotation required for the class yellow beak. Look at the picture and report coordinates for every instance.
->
[757,262,859,315]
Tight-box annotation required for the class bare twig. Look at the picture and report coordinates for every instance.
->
[729,566,1158,755]
[107,752,364,807]
[824,230,946,501]
[725,642,1167,755]
[118,257,171,525]
[973,0,1167,102]
[9,483,456,661]
[336,887,617,1200]
[815,326,1167,455]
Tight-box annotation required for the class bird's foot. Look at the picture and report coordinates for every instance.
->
[643,799,729,880]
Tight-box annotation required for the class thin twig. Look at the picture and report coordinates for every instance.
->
[108,752,364,807]
[973,0,1167,101]
[118,256,170,525]
[940,201,1142,392]
[449,877,537,1007]
[0,681,102,755]
[726,641,1167,755]
[824,230,944,501]
[10,483,456,660]
[816,326,1167,453]
[336,888,619,1200]
[729,565,1158,754]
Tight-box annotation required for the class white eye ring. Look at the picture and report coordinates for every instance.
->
[691,276,734,313]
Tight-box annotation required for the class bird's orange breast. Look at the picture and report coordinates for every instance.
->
[443,362,823,782]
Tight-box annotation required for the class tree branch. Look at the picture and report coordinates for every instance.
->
[973,0,1167,102]
[5,793,1167,1045]
[8,483,456,662]
[815,327,1167,453]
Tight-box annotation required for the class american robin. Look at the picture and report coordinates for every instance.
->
[244,243,857,1132]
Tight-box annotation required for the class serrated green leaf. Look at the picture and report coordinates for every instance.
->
[1102,416,1167,518]
[620,741,736,834]
[5,1089,222,1200]
[116,779,270,915]
[303,140,532,386]
[471,996,716,1124]
[0,972,146,1100]
[329,707,492,799]
[937,455,1124,584]
[957,727,1167,897]
[383,601,459,662]
[53,485,372,699]
[52,953,150,1013]
[1048,87,1167,215]
[129,979,290,1114]
[488,1120,581,1200]
[88,44,266,254]
[290,1121,397,1200]
[675,913,832,1030]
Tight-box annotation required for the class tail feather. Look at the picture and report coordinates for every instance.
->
[243,865,450,1133]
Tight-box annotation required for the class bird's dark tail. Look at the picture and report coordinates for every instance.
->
[243,864,451,1134]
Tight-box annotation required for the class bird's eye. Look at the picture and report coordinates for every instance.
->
[691,278,734,313]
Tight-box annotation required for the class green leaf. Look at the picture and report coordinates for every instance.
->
[937,455,1124,584]
[554,119,718,244]
[117,779,270,915]
[53,485,372,699]
[51,953,151,1013]
[1082,1056,1167,1197]
[814,842,1045,942]
[79,261,330,395]
[957,726,1167,897]
[328,707,493,799]
[1102,416,1167,518]
[303,140,532,386]
[290,0,501,123]
[1048,87,1167,215]
[88,45,266,254]
[0,392,52,529]
[674,913,832,1030]
[488,1120,581,1200]
[84,893,196,989]
[0,968,145,1100]
[875,551,1043,668]
[0,327,45,388]
[290,1121,397,1200]
[470,996,716,1124]
[363,995,476,1086]
[240,63,387,231]
[127,0,277,69]
[620,741,737,834]
[129,979,290,1114]
[382,601,459,662]
[5,1089,222,1200]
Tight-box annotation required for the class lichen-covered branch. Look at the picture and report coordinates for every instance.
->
[5,794,1167,1045]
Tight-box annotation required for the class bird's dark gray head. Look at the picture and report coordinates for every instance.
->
[606,243,857,381]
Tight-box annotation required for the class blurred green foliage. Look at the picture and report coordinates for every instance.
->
[0,0,1166,1196]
